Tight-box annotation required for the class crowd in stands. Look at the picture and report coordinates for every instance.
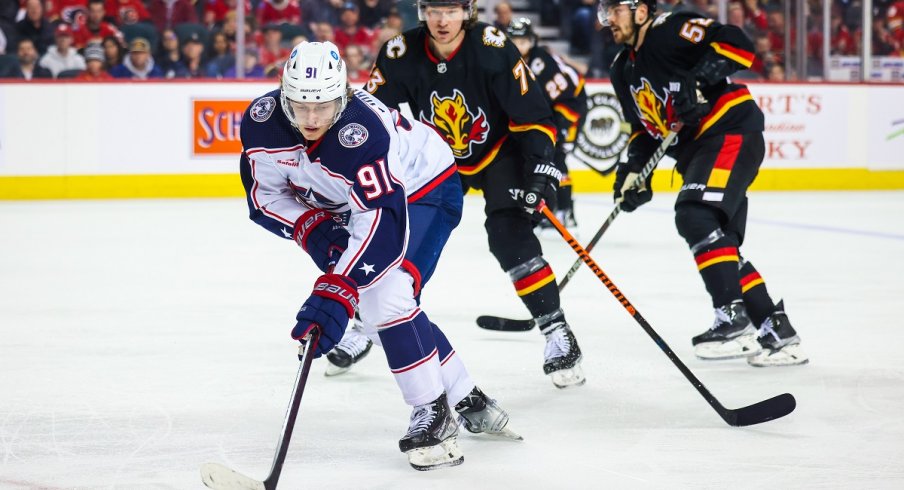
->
[0,0,901,81]
[537,0,904,79]
[0,0,404,80]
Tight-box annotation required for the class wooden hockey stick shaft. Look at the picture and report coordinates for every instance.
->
[538,204,795,426]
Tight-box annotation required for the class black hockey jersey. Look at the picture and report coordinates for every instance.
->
[610,10,764,166]
[366,22,557,176]
[526,45,587,144]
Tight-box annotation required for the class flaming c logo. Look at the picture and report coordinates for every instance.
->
[630,78,675,139]
[420,89,489,159]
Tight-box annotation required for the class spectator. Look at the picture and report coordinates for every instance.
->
[344,42,369,80]
[750,32,775,77]
[223,47,264,77]
[102,34,125,68]
[256,0,301,27]
[156,28,186,77]
[727,1,756,39]
[15,37,53,79]
[493,1,513,30]
[890,2,904,55]
[333,1,375,57]
[259,24,289,76]
[767,62,785,81]
[45,0,89,24]
[568,0,595,56]
[73,0,123,49]
[0,2,17,54]
[740,0,767,31]
[382,5,403,32]
[39,23,86,77]
[75,41,113,79]
[829,4,856,55]
[148,0,198,33]
[179,32,206,77]
[311,20,335,43]
[203,0,252,27]
[16,0,54,55]
[205,30,233,77]
[358,0,393,29]
[105,0,151,25]
[299,0,343,25]
[110,36,163,78]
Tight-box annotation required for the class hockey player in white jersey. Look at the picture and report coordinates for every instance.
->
[238,41,519,471]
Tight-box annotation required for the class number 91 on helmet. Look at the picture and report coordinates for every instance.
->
[280,41,350,140]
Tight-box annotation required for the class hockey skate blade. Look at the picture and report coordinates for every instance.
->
[694,335,762,360]
[323,362,351,377]
[748,343,809,367]
[550,365,586,389]
[406,437,464,471]
[200,463,265,490]
[488,425,523,441]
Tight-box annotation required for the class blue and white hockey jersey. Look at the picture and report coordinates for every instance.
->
[239,88,458,289]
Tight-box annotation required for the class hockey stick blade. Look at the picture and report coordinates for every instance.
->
[476,315,535,332]
[723,392,796,427]
[201,463,266,490]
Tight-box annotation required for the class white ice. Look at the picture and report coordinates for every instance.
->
[1,192,903,489]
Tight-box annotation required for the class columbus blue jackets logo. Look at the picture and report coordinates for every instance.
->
[419,89,489,159]
[249,96,277,122]
[338,123,368,148]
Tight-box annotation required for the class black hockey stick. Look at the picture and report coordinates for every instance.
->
[477,130,678,332]
[538,202,796,426]
[201,328,322,490]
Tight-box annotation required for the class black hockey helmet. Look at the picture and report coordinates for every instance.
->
[417,0,478,28]
[598,0,657,25]
[506,18,537,41]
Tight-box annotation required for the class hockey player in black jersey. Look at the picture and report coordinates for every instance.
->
[367,0,585,388]
[506,17,588,237]
[601,0,807,366]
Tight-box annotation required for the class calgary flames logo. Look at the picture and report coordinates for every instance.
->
[630,78,675,139]
[420,89,489,159]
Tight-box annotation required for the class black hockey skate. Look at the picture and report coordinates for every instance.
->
[399,393,463,471]
[454,386,522,440]
[692,300,761,360]
[540,322,585,388]
[748,300,809,367]
[324,319,372,377]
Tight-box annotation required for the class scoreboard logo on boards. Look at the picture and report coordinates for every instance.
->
[192,100,249,155]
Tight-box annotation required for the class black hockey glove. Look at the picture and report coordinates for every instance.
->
[613,162,653,213]
[521,161,562,213]
[672,74,711,127]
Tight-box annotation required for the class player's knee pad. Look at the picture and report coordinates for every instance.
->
[675,202,729,250]
[357,268,418,329]
[486,209,542,270]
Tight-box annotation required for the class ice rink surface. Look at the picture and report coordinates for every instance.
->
[1,191,903,489]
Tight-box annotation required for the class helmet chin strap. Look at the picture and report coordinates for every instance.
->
[631,9,652,47]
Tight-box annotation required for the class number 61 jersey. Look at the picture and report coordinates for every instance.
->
[239,88,457,289]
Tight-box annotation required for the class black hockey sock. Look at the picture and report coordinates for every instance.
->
[694,242,742,308]
[738,258,776,326]
[507,256,561,318]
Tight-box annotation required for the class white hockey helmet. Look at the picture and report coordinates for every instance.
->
[281,41,349,129]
